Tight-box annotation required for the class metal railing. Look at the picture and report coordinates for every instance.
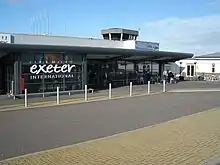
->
[20,81,166,108]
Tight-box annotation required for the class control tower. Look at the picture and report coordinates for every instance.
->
[101,28,139,41]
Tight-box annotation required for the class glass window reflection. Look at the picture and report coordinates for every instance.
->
[21,52,83,93]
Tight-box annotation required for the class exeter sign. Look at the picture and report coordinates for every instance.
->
[30,64,76,75]
[29,64,76,80]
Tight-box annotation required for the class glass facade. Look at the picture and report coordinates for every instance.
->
[21,52,83,93]
[0,50,162,95]
[87,59,160,89]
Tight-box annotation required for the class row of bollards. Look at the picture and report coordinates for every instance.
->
[23,80,167,108]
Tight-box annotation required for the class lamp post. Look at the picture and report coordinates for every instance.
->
[194,62,197,79]
[179,62,182,76]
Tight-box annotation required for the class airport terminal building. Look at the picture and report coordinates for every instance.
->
[0,28,193,95]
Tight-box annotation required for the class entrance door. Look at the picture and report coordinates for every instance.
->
[0,60,4,94]
[0,64,14,95]
[186,64,195,77]
[87,60,107,89]
[5,66,14,94]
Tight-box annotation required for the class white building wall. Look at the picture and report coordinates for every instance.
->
[11,33,125,49]
[175,58,220,77]
[2,32,160,51]
[195,60,220,73]
[123,40,135,49]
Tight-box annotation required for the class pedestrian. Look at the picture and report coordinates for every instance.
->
[163,70,168,82]
[168,71,171,83]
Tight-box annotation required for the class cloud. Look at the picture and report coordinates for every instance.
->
[140,15,220,55]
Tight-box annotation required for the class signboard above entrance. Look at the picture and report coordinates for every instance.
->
[135,41,159,51]
[0,34,12,44]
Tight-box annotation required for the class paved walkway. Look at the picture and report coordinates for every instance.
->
[1,107,220,165]
[0,84,161,108]
[1,81,220,110]
[0,91,159,112]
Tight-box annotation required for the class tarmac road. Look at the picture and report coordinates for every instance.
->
[1,91,220,161]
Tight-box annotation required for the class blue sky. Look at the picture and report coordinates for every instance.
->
[0,0,219,36]
[0,0,220,54]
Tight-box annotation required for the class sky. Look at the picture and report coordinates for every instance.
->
[0,0,220,55]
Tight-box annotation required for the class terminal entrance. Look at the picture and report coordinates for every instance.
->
[0,54,14,95]
[0,59,4,94]
[87,59,160,90]
[87,60,109,89]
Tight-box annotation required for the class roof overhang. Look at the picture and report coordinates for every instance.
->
[0,43,193,62]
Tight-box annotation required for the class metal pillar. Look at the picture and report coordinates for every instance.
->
[125,60,128,85]
[13,53,21,95]
[159,62,165,81]
[82,55,87,88]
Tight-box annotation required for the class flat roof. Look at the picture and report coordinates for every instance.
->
[0,43,193,62]
[194,52,220,58]
[0,32,193,62]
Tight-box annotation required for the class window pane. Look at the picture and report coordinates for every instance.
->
[187,65,190,76]
[64,54,83,64]
[44,53,63,63]
[35,53,44,63]
[191,65,194,76]
[21,53,83,93]
[21,53,35,63]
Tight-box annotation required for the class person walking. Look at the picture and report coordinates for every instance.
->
[163,70,168,82]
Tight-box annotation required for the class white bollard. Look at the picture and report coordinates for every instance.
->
[147,81,150,94]
[57,87,60,104]
[24,88,28,107]
[11,81,14,96]
[109,83,112,99]
[69,91,71,96]
[163,80,166,92]
[129,82,133,96]
[85,85,88,101]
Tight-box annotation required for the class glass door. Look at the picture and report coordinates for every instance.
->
[87,60,106,89]
[5,66,14,94]
[186,64,195,77]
